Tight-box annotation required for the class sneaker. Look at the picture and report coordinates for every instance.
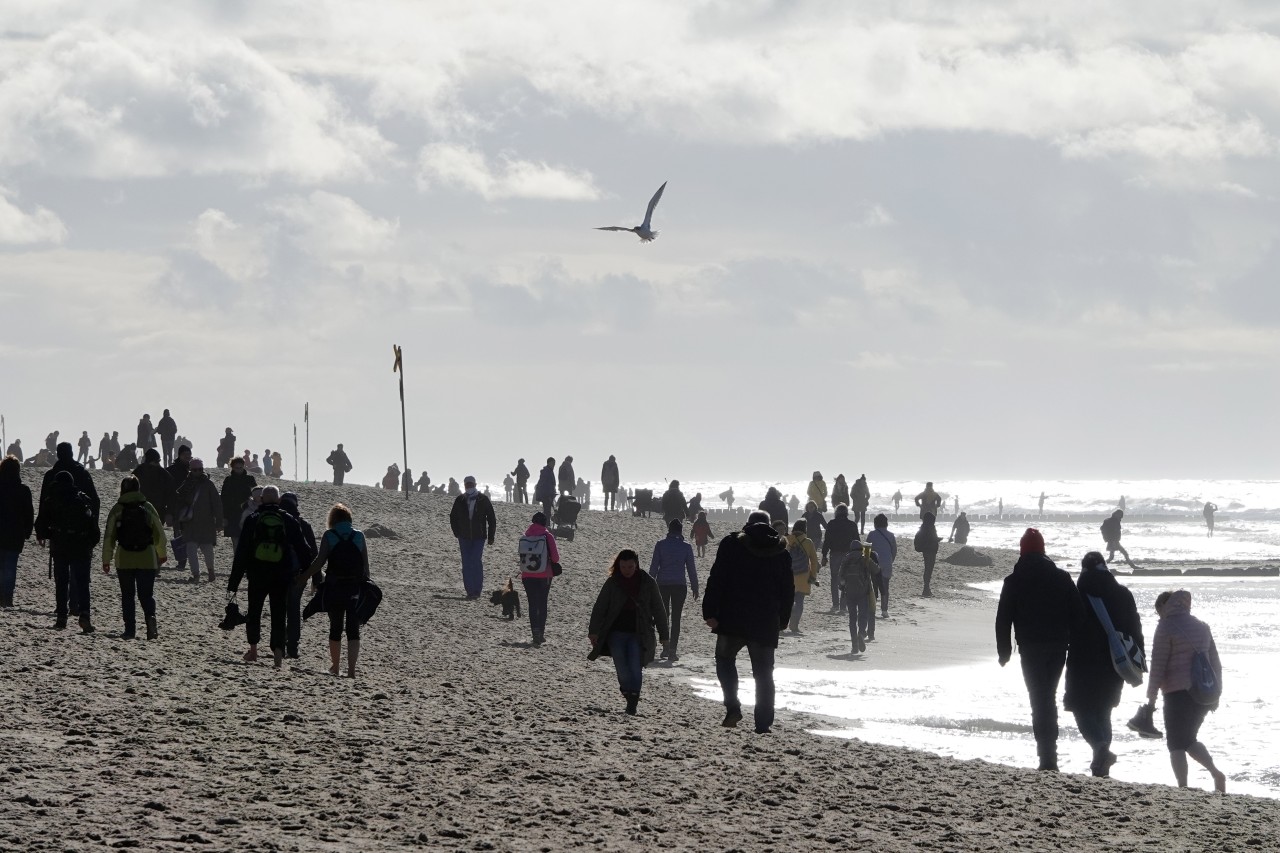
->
[722,707,743,728]
[668,653,680,663]
[857,636,866,653]
[659,647,669,660]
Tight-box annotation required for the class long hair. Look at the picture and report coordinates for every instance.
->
[608,548,640,577]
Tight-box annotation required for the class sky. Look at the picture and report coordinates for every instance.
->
[2,1,1279,485]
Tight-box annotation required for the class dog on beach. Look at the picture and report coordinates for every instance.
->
[490,579,521,620]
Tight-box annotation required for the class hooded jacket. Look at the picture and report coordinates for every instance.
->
[822,509,860,559]
[34,472,99,559]
[867,527,897,577]
[131,458,174,522]
[601,457,620,491]
[156,414,177,441]
[649,531,699,595]
[326,449,352,472]
[1064,566,1143,712]
[173,472,223,544]
[220,470,258,536]
[786,532,820,595]
[995,553,1083,660]
[661,486,688,524]
[758,488,788,525]
[1146,590,1221,703]
[914,486,941,517]
[587,569,669,666]
[103,491,168,571]
[702,522,794,647]
[830,478,849,509]
[913,517,941,555]
[520,522,560,580]
[557,460,575,494]
[852,477,871,511]
[535,466,556,502]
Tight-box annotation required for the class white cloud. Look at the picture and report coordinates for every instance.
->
[0,187,67,244]
[191,208,268,281]
[267,191,399,257]
[417,144,601,201]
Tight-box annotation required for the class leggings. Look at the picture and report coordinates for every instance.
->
[327,582,362,641]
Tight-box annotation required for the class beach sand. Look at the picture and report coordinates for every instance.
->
[2,470,1277,852]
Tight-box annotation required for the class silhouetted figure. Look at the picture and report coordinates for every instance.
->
[1038,492,1046,518]
[758,487,787,524]
[45,431,60,454]
[248,454,263,475]
[1203,502,1217,537]
[787,494,801,515]
[949,512,970,545]
[136,415,155,453]
[687,492,704,521]
[416,472,431,493]
[6,439,23,461]
[401,468,413,493]
[131,448,175,524]
[915,482,942,519]
[661,480,688,525]
[97,433,109,463]
[216,428,236,469]
[601,455,620,511]
[953,496,959,516]
[450,475,497,599]
[220,456,257,551]
[382,465,401,490]
[513,458,530,504]
[156,409,178,466]
[807,471,828,513]
[535,458,556,518]
[558,456,575,496]
[891,490,902,515]
[851,474,871,535]
[116,443,139,470]
[503,474,515,502]
[719,487,734,510]
[1118,495,1126,512]
[691,511,713,558]
[166,445,192,501]
[830,474,849,510]
[998,498,1003,520]
[913,512,941,597]
[1101,510,1136,568]
[271,451,283,479]
[76,431,91,463]
[446,477,461,497]
[326,444,352,485]
[108,431,120,457]
[575,477,590,509]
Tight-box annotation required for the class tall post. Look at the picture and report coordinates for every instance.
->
[393,345,408,500]
[304,402,310,483]
[293,423,298,481]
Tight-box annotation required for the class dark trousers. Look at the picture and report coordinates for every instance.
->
[827,551,848,609]
[333,469,345,485]
[117,570,156,634]
[286,581,304,654]
[874,572,890,615]
[1019,642,1068,759]
[516,483,528,504]
[658,585,687,655]
[53,553,91,618]
[1073,706,1113,772]
[246,575,290,649]
[522,576,551,639]
[609,631,643,694]
[848,591,871,642]
[922,551,937,594]
[853,509,867,535]
[162,439,174,467]
[714,634,776,733]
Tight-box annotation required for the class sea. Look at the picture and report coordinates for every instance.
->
[666,479,1280,798]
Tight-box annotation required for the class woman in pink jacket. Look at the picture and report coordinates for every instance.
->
[519,511,561,646]
[1145,589,1227,792]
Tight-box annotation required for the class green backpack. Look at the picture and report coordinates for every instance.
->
[252,509,288,564]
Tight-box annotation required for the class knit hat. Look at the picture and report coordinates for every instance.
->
[1020,528,1045,555]
[531,511,547,526]
[668,518,682,533]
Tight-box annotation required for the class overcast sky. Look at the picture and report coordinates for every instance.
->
[2,1,1279,484]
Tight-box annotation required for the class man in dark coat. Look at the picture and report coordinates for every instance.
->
[758,487,788,525]
[131,448,174,523]
[39,442,100,520]
[1064,551,1144,777]
[166,444,192,511]
[557,456,575,497]
[995,528,1084,771]
[216,428,237,469]
[702,511,795,734]
[450,475,497,599]
[661,480,688,525]
[820,504,861,612]
[34,469,100,632]
[220,456,258,549]
[156,409,178,466]
[601,455,620,511]
[512,458,530,504]
[326,444,352,485]
[534,459,557,519]
[280,491,319,659]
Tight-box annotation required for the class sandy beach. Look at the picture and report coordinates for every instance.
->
[2,469,1277,852]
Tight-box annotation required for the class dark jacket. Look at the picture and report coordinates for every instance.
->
[995,553,1084,660]
[450,492,497,543]
[702,522,794,648]
[821,514,860,558]
[136,419,154,449]
[851,477,871,510]
[514,461,530,485]
[831,480,850,508]
[156,415,178,441]
[131,461,175,522]
[588,570,669,666]
[661,487,688,524]
[220,470,258,536]
[280,504,319,574]
[34,479,100,559]
[802,509,827,544]
[166,458,190,489]
[326,449,352,472]
[173,473,223,544]
[534,466,556,502]
[1101,516,1122,544]
[1064,568,1144,712]
[0,479,35,551]
[557,460,575,494]
[39,445,100,519]
[601,458,619,491]
[758,489,788,525]
[228,504,310,591]
[913,519,941,555]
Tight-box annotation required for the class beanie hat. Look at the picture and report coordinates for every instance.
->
[531,511,547,526]
[144,448,161,463]
[668,518,682,533]
[1020,528,1045,555]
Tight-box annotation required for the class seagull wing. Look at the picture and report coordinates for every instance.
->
[595,226,631,232]
[641,181,667,230]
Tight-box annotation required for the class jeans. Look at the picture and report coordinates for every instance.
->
[1073,707,1113,756]
[246,575,290,649]
[658,585,687,655]
[715,634,776,732]
[874,572,890,615]
[53,553,91,618]
[609,631,643,694]
[788,590,805,632]
[188,542,215,580]
[848,590,871,643]
[522,576,551,639]
[117,570,156,634]
[286,580,304,654]
[827,551,848,609]
[922,551,937,594]
[458,538,485,597]
[0,549,19,601]
[1019,642,1068,759]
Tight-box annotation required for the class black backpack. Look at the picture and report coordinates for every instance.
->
[115,503,153,552]
[50,492,100,548]
[326,531,363,580]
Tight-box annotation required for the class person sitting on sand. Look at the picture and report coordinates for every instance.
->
[702,511,794,734]
[588,549,670,717]
[519,511,561,646]
[297,503,370,678]
[248,454,263,475]
[949,512,970,546]
[101,475,167,640]
[416,471,431,493]
[785,519,819,634]
[649,519,699,663]
[1203,502,1217,537]
[446,476,461,497]
[228,485,309,669]
[1145,590,1227,792]
[691,511,713,558]
[1101,510,1137,568]
[382,465,400,490]
[867,514,896,619]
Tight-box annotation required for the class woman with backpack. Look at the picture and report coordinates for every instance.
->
[1146,589,1226,792]
[102,475,167,640]
[784,519,819,634]
[587,549,669,716]
[913,512,941,598]
[519,511,560,646]
[0,455,35,608]
[297,503,369,677]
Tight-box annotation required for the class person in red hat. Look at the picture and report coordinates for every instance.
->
[995,528,1084,771]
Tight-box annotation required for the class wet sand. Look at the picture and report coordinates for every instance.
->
[1,469,1277,852]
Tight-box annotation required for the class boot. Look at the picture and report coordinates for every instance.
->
[347,640,360,678]
[79,614,95,634]
[624,692,639,716]
[53,615,67,630]
[1090,747,1117,777]
[145,616,158,641]
[1037,745,1058,772]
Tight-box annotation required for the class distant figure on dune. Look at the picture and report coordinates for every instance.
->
[77,431,91,464]
[913,513,941,598]
[758,487,787,525]
[915,482,941,519]
[830,475,849,511]
[228,485,309,669]
[401,468,413,493]
[503,474,514,502]
[821,504,859,614]
[513,458,530,504]
[382,466,400,490]
[807,472,827,513]
[852,475,871,535]
[271,451,283,479]
[1203,502,1217,537]
[702,511,794,735]
[649,518,698,662]
[575,477,590,509]
[535,459,556,519]
[691,511,713,558]
[156,409,178,466]
[661,480,688,525]
[108,430,121,458]
[416,471,431,493]
[101,475,167,640]
[867,514,896,618]
[1101,510,1137,569]
[450,475,496,600]
[719,487,734,511]
[891,490,902,515]
[97,433,109,464]
[116,443,139,470]
[995,528,1083,772]
[297,502,371,678]
[0,455,35,608]
[588,548,670,717]
[446,477,460,497]
[558,456,575,497]
[949,512,970,545]
[136,415,155,454]
[248,454,263,475]
[326,444,353,485]
[45,431,60,454]
[601,455,620,511]
[6,439,22,462]
[216,428,236,469]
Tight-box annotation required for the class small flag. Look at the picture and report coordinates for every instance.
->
[392,344,403,374]
[304,402,309,423]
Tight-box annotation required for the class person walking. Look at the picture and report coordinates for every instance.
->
[785,519,819,633]
[840,542,879,651]
[702,511,794,734]
[502,475,514,502]
[34,470,100,632]
[519,511,560,645]
[136,415,155,454]
[758,487,788,525]
[914,482,942,519]
[534,458,557,519]
[995,528,1083,771]
[0,455,35,608]
[949,512,970,545]
[172,458,223,583]
[588,549,670,716]
[326,444,352,485]
[557,456,575,497]
[513,458,530,504]
[661,480,688,525]
[156,409,178,467]
[1101,509,1137,568]
[830,474,849,512]
[450,475,496,600]
[648,519,699,662]
[601,455,620,511]
[691,511,713,558]
[228,485,309,668]
[802,500,827,554]
[1064,551,1144,777]
[220,456,257,552]
[216,428,237,470]
[867,514,897,618]
[913,512,942,597]
[280,491,319,658]
[891,490,902,515]
[1202,502,1218,537]
[131,448,174,526]
[820,504,859,614]
[807,471,828,513]
[1145,589,1227,792]
[76,431,91,464]
[297,503,370,677]
[851,474,871,535]
[101,475,167,640]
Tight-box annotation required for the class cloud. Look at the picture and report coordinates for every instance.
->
[0,187,66,244]
[191,208,268,281]
[416,143,601,201]
[267,191,399,257]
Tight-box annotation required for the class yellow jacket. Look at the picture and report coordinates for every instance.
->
[786,533,820,595]
[807,479,828,512]
[103,492,168,570]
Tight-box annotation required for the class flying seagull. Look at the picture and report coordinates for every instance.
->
[595,181,667,243]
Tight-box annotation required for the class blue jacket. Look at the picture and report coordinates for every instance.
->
[649,532,699,596]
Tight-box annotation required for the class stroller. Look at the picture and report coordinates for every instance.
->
[552,494,581,541]
[631,488,655,518]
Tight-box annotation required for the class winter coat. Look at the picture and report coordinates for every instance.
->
[840,548,879,606]
[852,478,871,511]
[136,420,155,449]
[131,461,174,522]
[514,462,530,485]
[802,510,827,546]
[691,518,713,546]
[648,532,699,595]
[34,482,100,559]
[588,570,669,666]
[702,522,794,648]
[173,473,223,544]
[1146,590,1221,703]
[103,491,168,571]
[1064,567,1143,712]
[326,449,352,472]
[995,553,1084,660]
[661,487,688,524]
[520,523,560,580]
[913,520,941,555]
[758,490,788,524]
[807,478,828,513]
[217,433,236,463]
[228,504,310,590]
[914,487,941,517]
[1101,516,1122,544]
[0,479,35,551]
[786,533,820,595]
[156,415,177,442]
[867,528,897,578]
[601,458,620,491]
[822,514,860,559]
[557,461,575,495]
[220,471,258,536]
[950,516,970,545]
[39,450,100,519]
[534,466,556,502]
[450,492,497,543]
[831,479,850,509]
